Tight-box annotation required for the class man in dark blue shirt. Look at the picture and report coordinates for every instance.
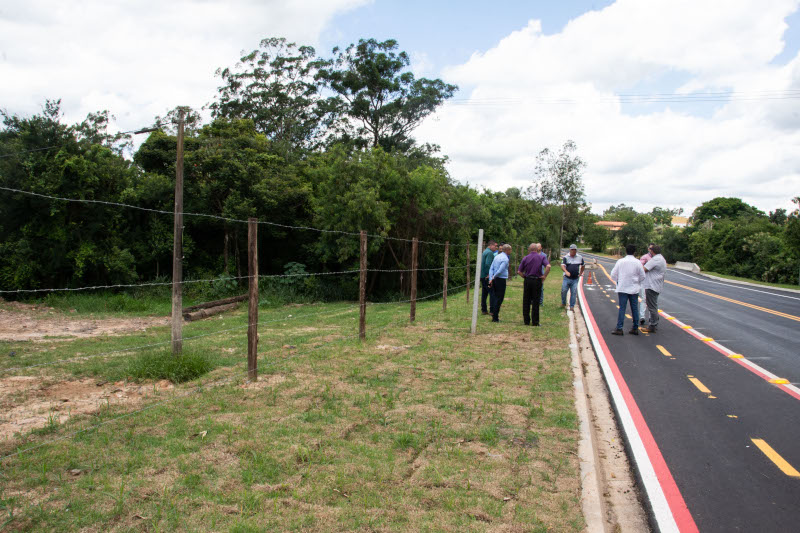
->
[518,243,551,326]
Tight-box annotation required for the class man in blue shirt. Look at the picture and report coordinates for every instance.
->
[518,243,551,326]
[480,240,498,315]
[488,244,511,322]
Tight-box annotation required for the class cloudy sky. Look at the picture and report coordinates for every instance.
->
[2,0,799,215]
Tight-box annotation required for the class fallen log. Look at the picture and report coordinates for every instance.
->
[183,302,239,322]
[182,294,247,314]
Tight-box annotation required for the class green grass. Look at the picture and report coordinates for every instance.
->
[0,277,583,532]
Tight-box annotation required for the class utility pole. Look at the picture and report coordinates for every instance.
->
[171,109,185,356]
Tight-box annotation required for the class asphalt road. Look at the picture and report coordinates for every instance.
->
[577,253,800,532]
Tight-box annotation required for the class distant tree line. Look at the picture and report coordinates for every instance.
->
[582,197,800,284]
[0,38,591,300]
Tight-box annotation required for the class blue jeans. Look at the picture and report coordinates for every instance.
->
[561,277,579,307]
[616,292,640,331]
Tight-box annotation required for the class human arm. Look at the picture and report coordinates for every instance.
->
[542,263,551,280]
[560,257,568,275]
[610,262,619,283]
[579,258,585,276]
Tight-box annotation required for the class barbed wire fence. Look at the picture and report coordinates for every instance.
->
[0,164,553,469]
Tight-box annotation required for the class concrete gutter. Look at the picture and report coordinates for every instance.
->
[569,309,607,533]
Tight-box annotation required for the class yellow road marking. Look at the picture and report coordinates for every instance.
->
[701,337,714,342]
[751,439,800,477]
[656,345,672,357]
[681,325,692,329]
[666,281,800,323]
[769,378,790,385]
[626,314,632,319]
[667,317,676,320]
[727,415,738,418]
[688,376,711,394]
[728,354,743,358]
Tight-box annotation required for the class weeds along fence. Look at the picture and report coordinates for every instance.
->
[0,184,541,464]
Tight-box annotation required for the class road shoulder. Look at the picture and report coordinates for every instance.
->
[571,306,651,532]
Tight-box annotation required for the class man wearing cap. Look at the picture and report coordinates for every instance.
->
[560,244,585,312]
[518,243,551,326]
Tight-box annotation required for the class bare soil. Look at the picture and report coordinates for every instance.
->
[0,301,168,342]
[0,375,173,440]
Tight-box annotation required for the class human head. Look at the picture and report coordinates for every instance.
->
[528,243,536,253]
[625,244,636,256]
[569,243,577,256]
[487,240,497,251]
[652,244,661,255]
[648,242,655,254]
[535,243,542,252]
[502,244,512,254]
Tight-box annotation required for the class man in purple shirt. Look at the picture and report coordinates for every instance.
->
[518,243,551,326]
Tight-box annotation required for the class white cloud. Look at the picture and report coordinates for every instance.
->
[417,0,800,215]
[0,0,370,132]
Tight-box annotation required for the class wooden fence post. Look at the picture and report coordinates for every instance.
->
[359,230,367,340]
[247,217,258,382]
[171,108,185,356]
[442,241,449,311]
[471,229,484,334]
[466,243,471,303]
[410,237,418,322]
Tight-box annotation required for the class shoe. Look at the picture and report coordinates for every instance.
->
[569,307,574,312]
[611,329,623,336]
[524,322,530,326]
[640,325,656,333]
[492,318,499,323]
[482,311,489,315]
[628,328,639,335]
[639,318,645,325]
[560,303,566,308]
[532,323,540,327]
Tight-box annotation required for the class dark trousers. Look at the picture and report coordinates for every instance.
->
[645,289,660,327]
[489,278,507,320]
[522,277,543,325]
[481,277,490,312]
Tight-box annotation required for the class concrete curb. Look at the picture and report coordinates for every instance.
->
[569,309,607,533]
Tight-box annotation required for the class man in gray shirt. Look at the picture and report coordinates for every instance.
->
[640,245,667,333]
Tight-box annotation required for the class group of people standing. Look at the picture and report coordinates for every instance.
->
[610,243,667,335]
[479,240,585,326]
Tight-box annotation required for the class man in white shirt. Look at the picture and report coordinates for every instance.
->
[638,243,655,325]
[610,244,645,335]
[640,245,667,333]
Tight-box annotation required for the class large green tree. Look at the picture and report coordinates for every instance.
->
[692,197,764,224]
[531,140,587,252]
[0,101,138,290]
[316,38,457,152]
[210,38,335,157]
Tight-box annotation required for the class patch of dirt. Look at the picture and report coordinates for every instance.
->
[0,303,168,342]
[375,344,411,352]
[0,376,173,440]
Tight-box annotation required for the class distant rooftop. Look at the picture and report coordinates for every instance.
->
[595,221,627,231]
